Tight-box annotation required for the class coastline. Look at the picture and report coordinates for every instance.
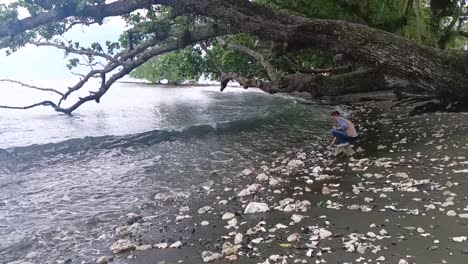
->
[101,102,468,264]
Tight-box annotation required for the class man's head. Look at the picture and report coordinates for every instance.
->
[331,111,341,121]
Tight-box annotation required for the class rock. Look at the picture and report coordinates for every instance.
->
[225,255,238,261]
[154,243,168,249]
[136,245,152,251]
[237,184,262,196]
[379,229,388,236]
[202,251,223,263]
[256,173,269,181]
[312,166,322,174]
[399,259,409,264]
[198,206,213,215]
[96,256,108,264]
[222,212,235,220]
[237,189,252,196]
[242,168,253,176]
[377,145,386,150]
[154,192,169,200]
[442,201,454,207]
[376,256,385,262]
[227,218,238,227]
[251,237,263,244]
[459,213,468,219]
[170,241,183,248]
[447,210,457,216]
[244,202,269,214]
[452,236,467,243]
[360,205,373,212]
[287,159,305,169]
[356,244,367,254]
[222,242,241,255]
[291,214,305,223]
[395,172,409,178]
[110,239,136,254]
[234,233,243,245]
[287,233,301,242]
[318,228,333,239]
[126,213,142,225]
[269,178,279,186]
[115,226,129,237]
[201,221,210,226]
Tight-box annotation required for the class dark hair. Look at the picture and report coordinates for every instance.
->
[331,111,341,116]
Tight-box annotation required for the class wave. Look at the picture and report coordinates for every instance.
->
[0,109,305,162]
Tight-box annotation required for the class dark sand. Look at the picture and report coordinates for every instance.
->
[106,102,468,264]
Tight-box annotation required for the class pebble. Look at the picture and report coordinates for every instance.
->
[234,233,243,244]
[154,243,168,249]
[452,236,467,243]
[376,256,385,262]
[459,213,468,219]
[96,256,108,264]
[269,178,279,186]
[202,251,223,262]
[170,241,183,248]
[447,210,457,216]
[110,240,135,254]
[287,233,301,242]
[198,206,213,215]
[287,159,305,168]
[221,212,235,220]
[256,173,269,181]
[244,202,269,214]
[135,245,152,251]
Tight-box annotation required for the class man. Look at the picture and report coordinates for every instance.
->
[330,111,358,146]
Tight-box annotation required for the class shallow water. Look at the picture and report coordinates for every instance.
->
[0,83,332,263]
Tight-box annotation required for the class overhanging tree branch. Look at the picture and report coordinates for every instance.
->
[0,79,64,97]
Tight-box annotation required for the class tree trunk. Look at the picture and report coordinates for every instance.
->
[182,0,468,106]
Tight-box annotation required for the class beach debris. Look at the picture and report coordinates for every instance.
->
[222,242,241,255]
[452,236,467,243]
[288,159,305,169]
[202,251,223,263]
[110,239,135,254]
[244,202,269,214]
[135,244,152,251]
[96,256,108,264]
[256,173,269,181]
[198,206,213,215]
[154,243,168,249]
[222,212,235,220]
[242,168,254,176]
[234,233,243,245]
[170,241,183,248]
[287,233,301,242]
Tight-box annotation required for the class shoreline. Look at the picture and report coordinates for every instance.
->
[100,102,468,264]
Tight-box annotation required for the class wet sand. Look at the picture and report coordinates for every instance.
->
[104,102,468,264]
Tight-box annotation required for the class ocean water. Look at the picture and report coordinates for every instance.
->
[0,82,332,263]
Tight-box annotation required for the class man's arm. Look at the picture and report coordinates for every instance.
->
[336,118,348,131]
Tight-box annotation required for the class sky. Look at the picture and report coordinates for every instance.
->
[0,1,126,80]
